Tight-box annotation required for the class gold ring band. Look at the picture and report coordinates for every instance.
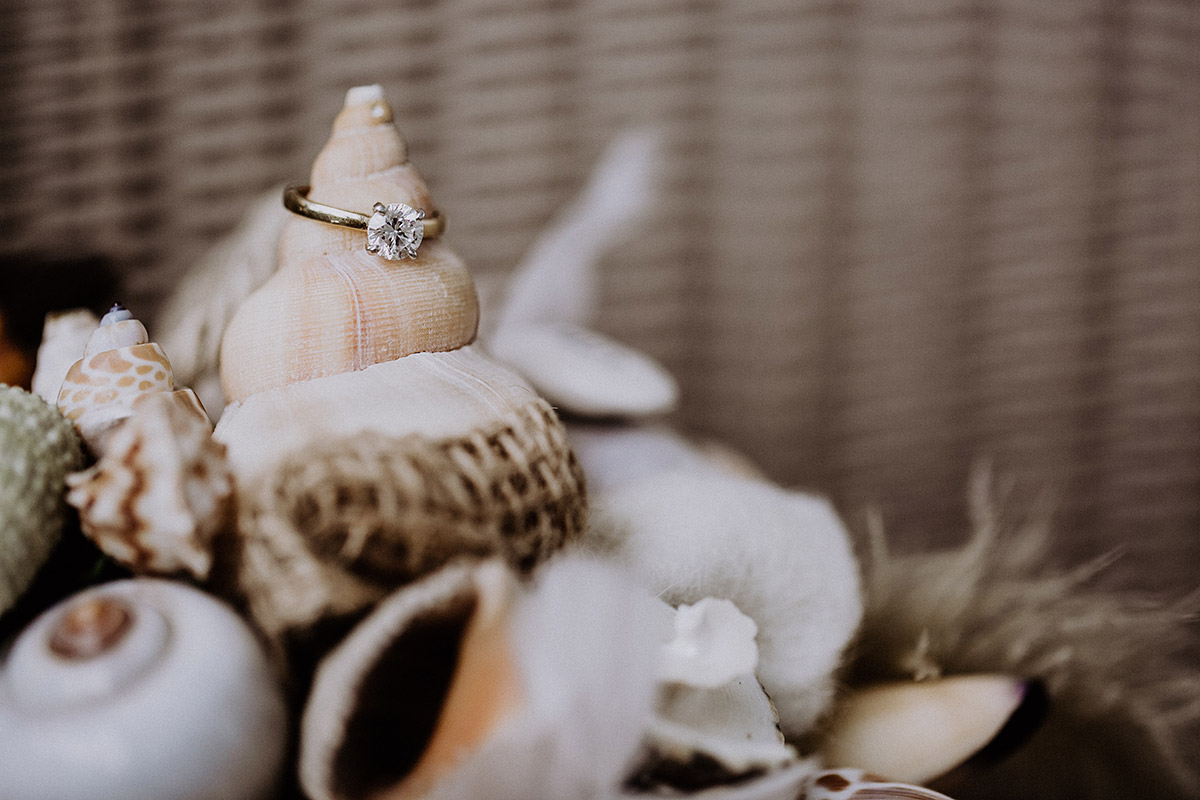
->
[283,184,445,260]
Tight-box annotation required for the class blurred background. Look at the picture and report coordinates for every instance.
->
[1,0,1197,591]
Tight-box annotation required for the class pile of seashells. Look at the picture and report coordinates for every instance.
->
[0,86,1021,800]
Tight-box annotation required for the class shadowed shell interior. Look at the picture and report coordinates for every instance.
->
[331,591,477,800]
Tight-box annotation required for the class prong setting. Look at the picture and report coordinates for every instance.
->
[365,202,426,260]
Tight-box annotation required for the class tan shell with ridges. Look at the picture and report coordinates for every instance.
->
[218,85,479,403]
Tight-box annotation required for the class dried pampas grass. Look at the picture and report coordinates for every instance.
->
[847,466,1200,800]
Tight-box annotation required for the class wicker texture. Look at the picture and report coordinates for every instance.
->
[229,397,585,659]
[3,0,1198,588]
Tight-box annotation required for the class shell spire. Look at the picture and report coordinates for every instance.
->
[219,85,480,403]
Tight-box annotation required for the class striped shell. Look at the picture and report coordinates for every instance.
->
[66,391,233,580]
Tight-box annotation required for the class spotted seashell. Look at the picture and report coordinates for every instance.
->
[0,385,85,615]
[56,309,206,455]
[66,392,232,580]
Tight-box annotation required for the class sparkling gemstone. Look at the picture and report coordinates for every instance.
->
[366,202,425,260]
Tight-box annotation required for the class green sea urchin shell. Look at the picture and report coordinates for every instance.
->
[0,384,84,615]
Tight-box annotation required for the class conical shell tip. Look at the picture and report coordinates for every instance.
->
[345,84,385,106]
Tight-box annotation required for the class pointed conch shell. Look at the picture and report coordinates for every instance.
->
[66,391,233,580]
[219,84,479,403]
[56,306,206,455]
[820,674,1027,785]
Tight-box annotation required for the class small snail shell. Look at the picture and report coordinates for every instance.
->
[57,304,207,455]
[0,580,287,800]
[66,391,234,580]
[218,85,479,403]
[0,385,84,615]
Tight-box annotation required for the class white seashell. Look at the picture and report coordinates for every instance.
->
[488,323,678,418]
[30,308,99,404]
[486,128,678,420]
[301,557,666,800]
[588,469,863,740]
[660,597,760,689]
[820,674,1027,785]
[639,676,797,790]
[0,579,287,800]
[218,85,478,404]
[214,344,542,486]
[630,598,796,792]
[56,306,205,455]
[66,391,233,579]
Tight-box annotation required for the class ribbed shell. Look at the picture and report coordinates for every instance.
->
[219,87,479,403]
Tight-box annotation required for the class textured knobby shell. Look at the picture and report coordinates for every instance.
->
[219,85,479,403]
[66,391,234,580]
[300,557,667,800]
[0,385,84,615]
[224,395,585,669]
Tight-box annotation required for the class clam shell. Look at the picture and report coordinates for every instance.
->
[31,308,99,404]
[218,85,478,403]
[66,391,233,580]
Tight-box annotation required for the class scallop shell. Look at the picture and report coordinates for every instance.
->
[65,391,233,580]
[218,84,479,403]
[0,385,84,615]
[56,305,206,455]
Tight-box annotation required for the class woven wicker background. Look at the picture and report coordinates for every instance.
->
[3,1,1198,590]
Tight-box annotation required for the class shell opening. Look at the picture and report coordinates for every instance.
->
[330,591,478,800]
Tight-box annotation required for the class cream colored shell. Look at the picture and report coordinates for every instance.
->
[219,86,479,403]
[66,392,233,580]
[57,318,206,455]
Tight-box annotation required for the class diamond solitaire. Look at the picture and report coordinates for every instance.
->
[367,202,425,260]
[281,184,446,261]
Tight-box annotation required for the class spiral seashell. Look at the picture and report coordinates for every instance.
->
[0,385,84,615]
[57,304,207,455]
[0,579,287,800]
[66,391,234,580]
[219,85,479,403]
